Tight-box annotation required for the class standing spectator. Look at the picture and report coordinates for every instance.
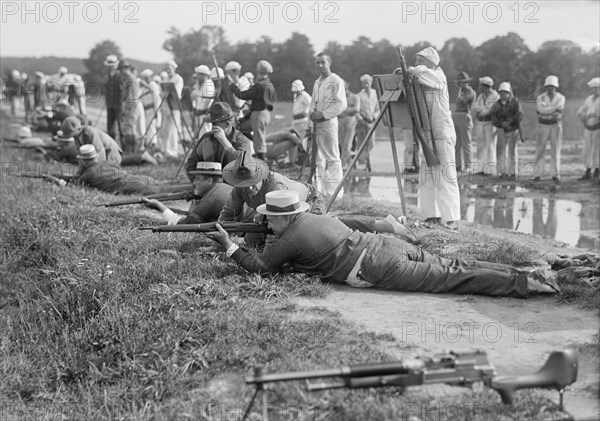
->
[576,77,600,180]
[118,60,141,154]
[337,80,359,169]
[190,65,215,139]
[159,60,185,158]
[71,74,86,116]
[33,71,47,109]
[534,75,566,183]
[452,71,476,172]
[291,79,311,138]
[472,76,499,176]
[104,55,122,142]
[224,61,251,117]
[21,73,34,123]
[310,53,347,198]
[139,69,162,147]
[7,69,21,116]
[490,82,523,179]
[356,74,380,169]
[230,60,276,160]
[399,47,461,230]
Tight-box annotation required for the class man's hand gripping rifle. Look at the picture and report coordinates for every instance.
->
[244,349,578,418]
[396,46,440,167]
[139,221,273,235]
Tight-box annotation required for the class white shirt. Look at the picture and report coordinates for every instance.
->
[191,79,216,112]
[537,92,566,118]
[310,73,347,120]
[358,88,380,121]
[577,94,599,128]
[293,91,312,118]
[409,65,455,139]
[473,90,500,118]
[164,73,184,98]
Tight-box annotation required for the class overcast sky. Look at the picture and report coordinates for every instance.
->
[1,1,598,62]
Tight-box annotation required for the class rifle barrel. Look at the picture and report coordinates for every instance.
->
[140,222,272,235]
[101,190,197,207]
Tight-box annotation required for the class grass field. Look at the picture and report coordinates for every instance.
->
[0,102,596,420]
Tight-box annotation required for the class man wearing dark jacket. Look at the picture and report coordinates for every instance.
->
[104,55,122,142]
[230,60,276,160]
[490,82,523,179]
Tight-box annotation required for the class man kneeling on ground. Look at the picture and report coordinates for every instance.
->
[207,190,561,297]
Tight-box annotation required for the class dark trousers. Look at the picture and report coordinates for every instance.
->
[359,236,529,297]
[107,107,120,143]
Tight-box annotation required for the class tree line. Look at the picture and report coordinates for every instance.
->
[81,26,600,101]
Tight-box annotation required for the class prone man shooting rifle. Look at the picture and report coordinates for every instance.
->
[242,349,578,421]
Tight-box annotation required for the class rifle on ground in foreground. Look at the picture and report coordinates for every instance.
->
[396,47,440,167]
[242,349,578,420]
[139,221,273,235]
[98,190,200,207]
[15,173,73,187]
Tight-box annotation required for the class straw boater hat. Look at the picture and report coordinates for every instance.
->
[257,191,310,216]
[77,144,98,160]
[209,102,235,123]
[189,162,222,176]
[194,65,211,76]
[222,151,270,188]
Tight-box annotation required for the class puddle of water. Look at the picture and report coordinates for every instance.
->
[346,176,600,249]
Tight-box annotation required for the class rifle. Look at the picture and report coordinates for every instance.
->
[243,349,578,420]
[518,122,526,143]
[98,190,200,207]
[16,173,73,186]
[307,80,320,184]
[139,221,273,235]
[396,47,440,167]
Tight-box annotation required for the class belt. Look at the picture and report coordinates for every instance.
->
[345,249,373,288]
[538,118,559,125]
[293,112,307,120]
[477,115,491,122]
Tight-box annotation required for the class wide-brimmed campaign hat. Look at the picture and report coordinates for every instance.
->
[189,162,222,176]
[60,116,84,137]
[77,144,98,160]
[257,191,310,216]
[222,151,269,188]
[209,102,235,123]
[455,71,471,82]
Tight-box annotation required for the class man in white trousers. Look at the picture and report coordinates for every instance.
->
[534,75,566,183]
[310,53,347,199]
[472,76,499,176]
[398,47,461,230]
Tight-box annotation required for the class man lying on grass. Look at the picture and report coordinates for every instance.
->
[207,190,561,297]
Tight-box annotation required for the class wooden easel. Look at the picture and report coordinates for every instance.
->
[326,74,411,216]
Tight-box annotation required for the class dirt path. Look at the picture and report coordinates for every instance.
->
[295,286,598,420]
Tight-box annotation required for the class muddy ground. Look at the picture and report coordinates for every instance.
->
[296,138,600,421]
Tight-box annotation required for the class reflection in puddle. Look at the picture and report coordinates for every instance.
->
[346,176,600,249]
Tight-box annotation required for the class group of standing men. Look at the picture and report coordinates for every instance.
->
[453,72,599,182]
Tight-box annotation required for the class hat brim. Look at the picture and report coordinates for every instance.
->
[53,135,74,142]
[456,78,471,82]
[77,154,98,159]
[222,159,270,188]
[256,201,310,216]
[189,170,222,176]
[103,60,118,67]
[211,113,235,123]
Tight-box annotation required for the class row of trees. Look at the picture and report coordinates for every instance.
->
[85,26,599,100]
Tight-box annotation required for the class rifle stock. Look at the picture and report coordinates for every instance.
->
[245,349,578,410]
[397,46,440,167]
[139,221,272,235]
[99,190,199,207]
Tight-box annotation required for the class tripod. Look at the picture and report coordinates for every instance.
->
[326,74,409,217]
[142,82,194,173]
